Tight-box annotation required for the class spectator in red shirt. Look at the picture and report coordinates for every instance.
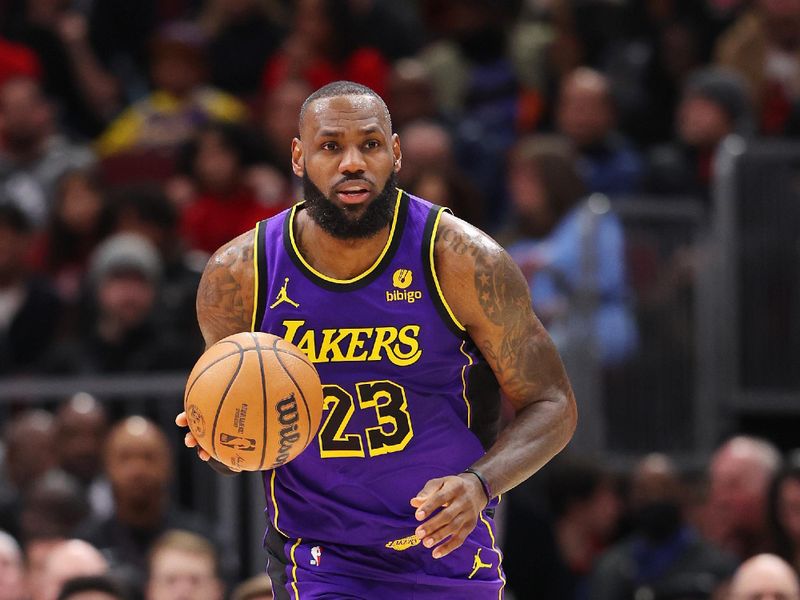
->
[177,121,287,255]
[0,38,41,88]
[261,0,389,98]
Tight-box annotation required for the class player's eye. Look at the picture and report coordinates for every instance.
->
[364,140,380,150]
[321,142,338,151]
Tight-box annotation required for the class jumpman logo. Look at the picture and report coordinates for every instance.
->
[468,548,492,579]
[270,277,300,309]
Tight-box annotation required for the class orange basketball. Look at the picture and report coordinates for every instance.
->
[184,332,323,472]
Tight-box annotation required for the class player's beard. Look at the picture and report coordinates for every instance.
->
[302,171,397,239]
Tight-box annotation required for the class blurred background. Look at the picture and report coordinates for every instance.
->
[0,0,799,598]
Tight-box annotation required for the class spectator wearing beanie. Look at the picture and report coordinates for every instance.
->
[645,67,753,202]
[39,232,197,373]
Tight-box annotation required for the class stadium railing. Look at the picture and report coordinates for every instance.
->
[710,136,800,449]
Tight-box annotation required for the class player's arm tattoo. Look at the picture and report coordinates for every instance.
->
[435,215,576,500]
[472,249,551,400]
[438,220,568,404]
[196,230,255,347]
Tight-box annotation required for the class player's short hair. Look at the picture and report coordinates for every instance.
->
[299,80,391,134]
[148,529,219,577]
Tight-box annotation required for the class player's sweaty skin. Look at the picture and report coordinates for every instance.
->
[437,217,568,400]
[408,213,576,558]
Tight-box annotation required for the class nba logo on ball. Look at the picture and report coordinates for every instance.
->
[184,332,323,471]
[187,404,206,437]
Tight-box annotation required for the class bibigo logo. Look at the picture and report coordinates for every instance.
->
[387,269,422,304]
[392,268,412,289]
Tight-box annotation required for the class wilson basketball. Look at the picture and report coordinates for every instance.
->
[184,332,323,471]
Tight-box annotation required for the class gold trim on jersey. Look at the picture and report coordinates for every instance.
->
[269,470,288,537]
[250,221,261,331]
[458,340,474,428]
[289,537,303,600]
[478,512,507,598]
[288,188,403,284]
[429,208,466,332]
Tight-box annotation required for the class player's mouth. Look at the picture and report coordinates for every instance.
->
[335,182,372,204]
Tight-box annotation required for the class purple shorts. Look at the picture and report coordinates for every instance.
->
[265,514,506,599]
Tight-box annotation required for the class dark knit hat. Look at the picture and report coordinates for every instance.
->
[89,233,161,287]
[684,67,753,133]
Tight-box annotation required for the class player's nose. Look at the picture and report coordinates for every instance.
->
[338,145,367,174]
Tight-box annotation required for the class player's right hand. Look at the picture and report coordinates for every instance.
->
[176,412,242,474]
[175,411,211,462]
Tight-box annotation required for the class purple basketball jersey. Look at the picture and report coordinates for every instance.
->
[252,190,500,548]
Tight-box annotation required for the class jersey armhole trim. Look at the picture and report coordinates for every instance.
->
[423,206,467,336]
[251,219,269,332]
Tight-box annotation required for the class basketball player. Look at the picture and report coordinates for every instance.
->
[176,81,577,599]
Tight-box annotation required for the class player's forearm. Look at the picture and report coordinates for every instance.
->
[468,391,576,499]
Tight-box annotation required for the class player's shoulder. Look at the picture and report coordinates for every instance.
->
[198,228,256,314]
[432,211,525,329]
[205,229,256,274]
[433,210,505,275]
[197,228,258,346]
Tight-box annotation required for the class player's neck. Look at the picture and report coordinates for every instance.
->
[294,211,391,280]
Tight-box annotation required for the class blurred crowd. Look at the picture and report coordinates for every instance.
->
[3,393,800,598]
[1,0,800,597]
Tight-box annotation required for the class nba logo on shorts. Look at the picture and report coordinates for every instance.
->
[310,546,322,566]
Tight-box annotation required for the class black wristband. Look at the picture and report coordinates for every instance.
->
[463,467,492,503]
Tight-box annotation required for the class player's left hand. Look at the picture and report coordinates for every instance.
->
[410,474,488,559]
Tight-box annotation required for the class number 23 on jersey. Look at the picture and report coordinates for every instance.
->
[317,380,414,458]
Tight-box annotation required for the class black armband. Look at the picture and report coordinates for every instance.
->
[463,467,492,502]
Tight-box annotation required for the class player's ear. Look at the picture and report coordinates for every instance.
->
[392,133,402,173]
[291,138,304,177]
